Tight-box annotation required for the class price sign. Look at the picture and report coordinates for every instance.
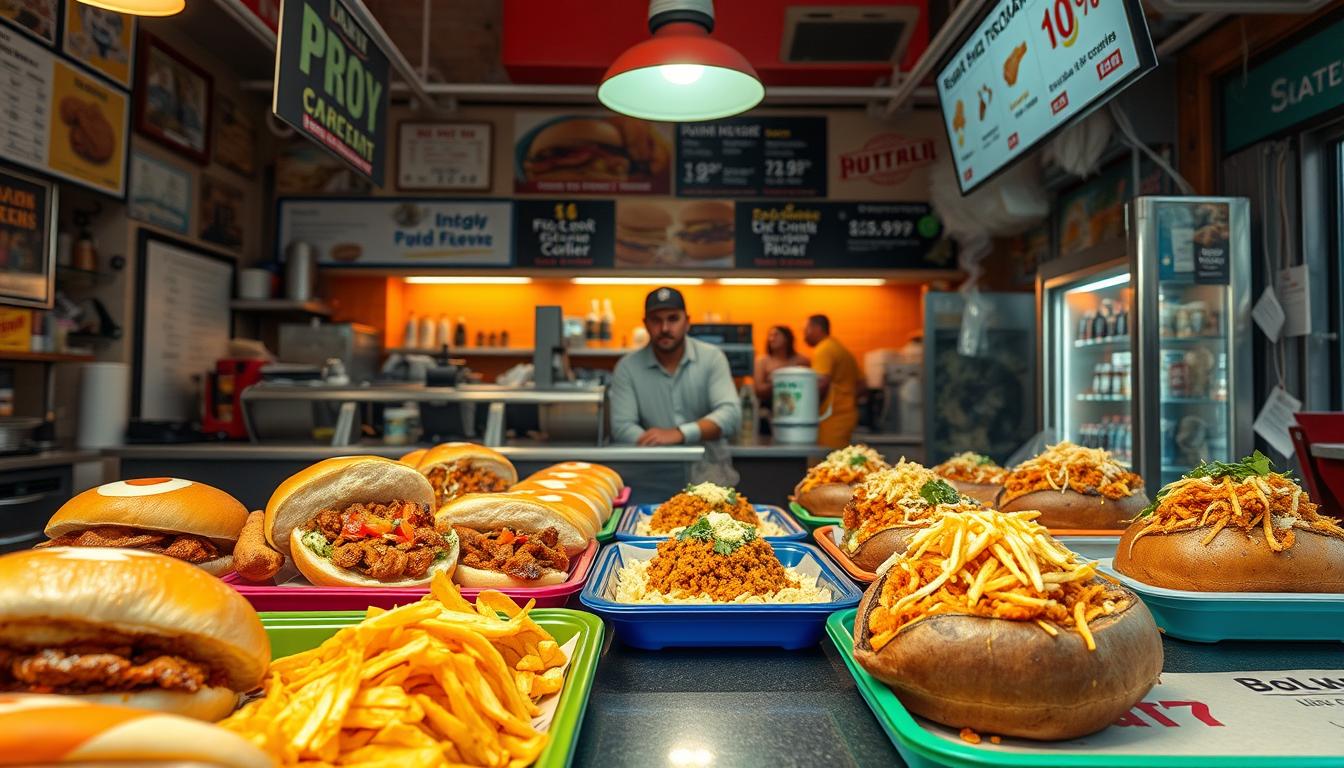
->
[396,122,492,191]
[676,116,827,197]
[735,201,947,270]
[512,199,615,269]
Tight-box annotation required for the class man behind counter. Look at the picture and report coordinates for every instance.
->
[804,313,860,448]
[610,287,740,448]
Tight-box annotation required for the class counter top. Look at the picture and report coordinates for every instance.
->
[105,443,705,463]
[728,440,828,458]
[0,449,101,473]
[1311,442,1344,460]
[852,431,923,445]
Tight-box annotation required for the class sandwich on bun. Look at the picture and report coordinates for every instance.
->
[933,452,1008,508]
[438,492,592,588]
[523,119,630,182]
[0,547,269,722]
[38,478,248,576]
[841,460,980,571]
[998,442,1147,529]
[615,203,672,265]
[267,456,460,588]
[794,444,889,518]
[673,201,734,261]
[411,442,517,508]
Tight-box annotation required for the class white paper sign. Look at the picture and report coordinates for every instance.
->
[1252,286,1285,342]
[1278,264,1312,338]
[278,198,513,266]
[924,669,1344,758]
[397,122,492,191]
[1253,384,1302,458]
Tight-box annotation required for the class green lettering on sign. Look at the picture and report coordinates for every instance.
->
[1223,17,1344,153]
[299,4,324,75]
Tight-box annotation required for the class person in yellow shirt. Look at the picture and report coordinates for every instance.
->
[804,314,860,448]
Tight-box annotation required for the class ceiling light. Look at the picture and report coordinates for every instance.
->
[77,0,184,16]
[599,0,764,122]
[1067,272,1131,294]
[802,278,886,286]
[404,276,532,285]
[571,277,705,286]
[718,278,779,286]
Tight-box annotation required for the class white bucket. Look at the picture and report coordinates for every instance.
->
[772,366,830,444]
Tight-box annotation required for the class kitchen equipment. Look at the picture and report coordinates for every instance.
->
[75,362,129,449]
[689,324,753,377]
[278,322,380,384]
[201,358,267,440]
[0,466,71,552]
[284,242,316,301]
[534,305,572,388]
[238,268,272,300]
[771,366,830,444]
[0,417,42,454]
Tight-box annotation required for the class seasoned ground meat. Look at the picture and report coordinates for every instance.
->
[36,526,219,564]
[649,493,758,533]
[455,525,568,582]
[0,647,219,694]
[302,500,446,582]
[645,538,796,601]
[426,461,510,506]
[311,509,344,539]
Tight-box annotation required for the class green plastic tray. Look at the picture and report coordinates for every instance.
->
[260,608,603,768]
[789,500,842,532]
[596,507,623,543]
[825,609,1340,768]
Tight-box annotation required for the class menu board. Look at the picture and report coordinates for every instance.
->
[936,0,1154,193]
[397,122,491,191]
[277,198,512,267]
[735,201,946,269]
[0,24,129,196]
[513,200,615,269]
[676,116,827,198]
[513,112,672,196]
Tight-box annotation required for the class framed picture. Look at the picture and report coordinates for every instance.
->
[198,173,243,249]
[0,0,58,46]
[134,33,212,164]
[396,121,492,191]
[213,94,256,177]
[129,150,191,234]
[62,0,135,88]
[0,167,58,309]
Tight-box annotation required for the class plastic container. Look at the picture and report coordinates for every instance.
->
[789,500,842,532]
[579,540,861,650]
[596,506,623,543]
[813,524,878,583]
[1099,559,1344,643]
[224,540,597,611]
[614,503,806,542]
[612,486,631,508]
[1056,535,1120,561]
[260,608,602,768]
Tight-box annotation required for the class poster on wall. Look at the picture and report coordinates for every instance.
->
[135,34,212,164]
[397,122,492,191]
[1156,200,1230,286]
[614,199,734,269]
[199,174,244,249]
[62,0,135,88]
[676,116,827,198]
[0,167,57,308]
[278,198,512,266]
[273,0,389,185]
[0,0,57,45]
[276,138,373,194]
[513,200,614,269]
[828,111,940,201]
[128,150,191,234]
[514,112,672,195]
[213,95,257,177]
[734,201,947,270]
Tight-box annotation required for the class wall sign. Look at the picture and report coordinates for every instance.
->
[514,112,672,195]
[0,167,57,309]
[273,0,389,185]
[214,94,257,177]
[129,150,191,234]
[513,200,614,269]
[614,199,735,269]
[1156,200,1230,286]
[62,0,135,88]
[676,116,827,197]
[0,0,57,46]
[735,201,946,270]
[936,0,1155,193]
[278,198,512,266]
[397,122,492,191]
[1222,16,1344,154]
[135,33,211,165]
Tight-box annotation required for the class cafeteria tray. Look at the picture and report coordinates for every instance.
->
[813,524,878,583]
[613,503,807,542]
[1098,559,1344,643]
[224,539,597,611]
[825,609,1342,767]
[595,507,622,543]
[1056,535,1120,561]
[789,500,842,532]
[612,486,631,508]
[260,608,602,768]
[579,540,861,650]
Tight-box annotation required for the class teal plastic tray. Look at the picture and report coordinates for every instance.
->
[260,608,603,768]
[789,500,842,532]
[825,609,1342,768]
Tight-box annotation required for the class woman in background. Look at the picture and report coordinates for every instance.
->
[754,325,810,425]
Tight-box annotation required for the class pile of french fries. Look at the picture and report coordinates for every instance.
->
[221,573,567,767]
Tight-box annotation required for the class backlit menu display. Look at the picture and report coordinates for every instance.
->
[936,0,1155,194]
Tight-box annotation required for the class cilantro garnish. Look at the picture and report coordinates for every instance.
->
[919,478,960,506]
[677,514,756,555]
[973,453,994,466]
[1141,451,1289,517]
[848,453,869,467]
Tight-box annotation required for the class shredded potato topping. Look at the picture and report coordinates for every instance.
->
[798,444,889,493]
[649,486,757,532]
[843,459,972,547]
[1001,442,1142,503]
[934,452,1007,485]
[1130,471,1344,554]
[867,509,1130,653]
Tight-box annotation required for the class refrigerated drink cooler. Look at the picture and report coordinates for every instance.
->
[1038,196,1254,487]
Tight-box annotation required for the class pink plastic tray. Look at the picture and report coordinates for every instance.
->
[613,486,631,507]
[222,539,597,611]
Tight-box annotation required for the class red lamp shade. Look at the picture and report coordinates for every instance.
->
[598,21,764,122]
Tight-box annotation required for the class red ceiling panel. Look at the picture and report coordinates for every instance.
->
[501,0,930,87]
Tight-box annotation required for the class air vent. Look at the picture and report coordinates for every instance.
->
[780,5,919,63]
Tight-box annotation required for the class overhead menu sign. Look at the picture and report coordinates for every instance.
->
[676,116,827,198]
[735,201,948,270]
[937,0,1155,194]
[273,0,388,185]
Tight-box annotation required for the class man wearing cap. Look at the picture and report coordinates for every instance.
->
[610,288,741,476]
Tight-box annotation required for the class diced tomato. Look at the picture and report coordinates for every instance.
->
[360,517,394,537]
[397,519,416,542]
[515,534,528,545]
[341,512,365,538]
[496,529,515,546]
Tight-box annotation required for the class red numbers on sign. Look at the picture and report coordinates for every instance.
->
[1040,0,1075,49]
[1114,700,1227,728]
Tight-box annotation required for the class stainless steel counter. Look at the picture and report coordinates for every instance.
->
[0,449,101,473]
[728,441,828,459]
[106,443,703,463]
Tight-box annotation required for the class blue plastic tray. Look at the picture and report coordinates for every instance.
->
[579,540,862,649]
[1099,559,1344,643]
[613,503,807,542]
[1057,535,1120,561]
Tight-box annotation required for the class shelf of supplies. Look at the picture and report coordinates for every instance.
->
[1076,394,1131,402]
[1160,335,1224,345]
[1072,335,1130,348]
[1163,397,1227,405]
[230,299,332,316]
[387,346,636,358]
[0,351,95,363]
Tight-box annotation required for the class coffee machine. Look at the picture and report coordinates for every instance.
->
[201,358,267,439]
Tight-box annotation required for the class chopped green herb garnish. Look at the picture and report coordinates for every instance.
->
[973,453,994,466]
[1141,451,1290,517]
[919,478,961,506]
[677,514,757,555]
[848,453,870,467]
[300,530,332,559]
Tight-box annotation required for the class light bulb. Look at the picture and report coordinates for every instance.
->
[659,64,705,85]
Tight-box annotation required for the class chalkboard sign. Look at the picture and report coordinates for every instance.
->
[735,201,946,270]
[676,116,827,198]
[513,200,615,269]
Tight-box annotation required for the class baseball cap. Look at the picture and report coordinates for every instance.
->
[644,286,686,315]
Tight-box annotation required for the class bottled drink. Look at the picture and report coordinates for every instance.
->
[453,317,467,347]
[1115,304,1128,337]
[1078,312,1093,343]
[600,299,615,344]
[586,299,600,342]
[1097,363,1112,396]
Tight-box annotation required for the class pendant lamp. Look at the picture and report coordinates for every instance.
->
[77,0,184,17]
[598,0,763,122]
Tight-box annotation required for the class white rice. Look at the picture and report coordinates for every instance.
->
[634,517,788,538]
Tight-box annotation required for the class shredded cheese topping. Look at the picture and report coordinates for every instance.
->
[685,482,736,507]
[934,452,1007,485]
[798,444,889,493]
[842,459,980,548]
[866,509,1129,653]
[1130,471,1344,553]
[1001,442,1142,503]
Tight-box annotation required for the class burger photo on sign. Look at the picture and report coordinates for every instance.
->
[515,113,671,193]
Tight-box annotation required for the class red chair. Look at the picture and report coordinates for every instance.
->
[1292,412,1344,518]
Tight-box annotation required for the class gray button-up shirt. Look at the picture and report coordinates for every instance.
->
[609,337,741,445]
